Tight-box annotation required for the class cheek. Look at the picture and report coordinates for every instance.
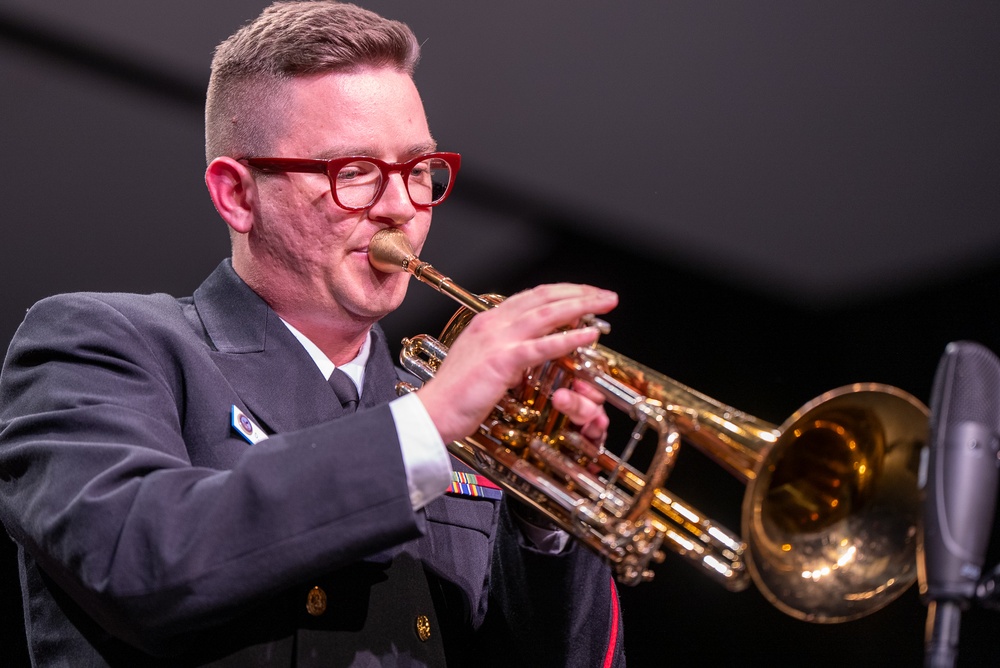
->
[259,197,355,263]
[254,214,319,270]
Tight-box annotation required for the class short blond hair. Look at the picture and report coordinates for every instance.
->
[205,1,420,162]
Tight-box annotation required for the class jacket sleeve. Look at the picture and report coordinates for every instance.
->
[0,294,421,654]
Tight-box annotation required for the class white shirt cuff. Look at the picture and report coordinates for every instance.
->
[389,392,452,510]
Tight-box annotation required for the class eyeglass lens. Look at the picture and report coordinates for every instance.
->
[335,157,453,208]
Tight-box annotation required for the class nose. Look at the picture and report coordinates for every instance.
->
[367,172,416,226]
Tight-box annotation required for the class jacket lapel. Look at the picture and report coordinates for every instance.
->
[360,325,405,408]
[193,261,344,435]
[192,261,405,436]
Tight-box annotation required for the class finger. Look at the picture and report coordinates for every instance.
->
[502,283,613,309]
[517,287,617,332]
[452,285,617,367]
[490,285,618,337]
[568,378,606,405]
[550,387,603,426]
[506,326,602,376]
[551,387,610,445]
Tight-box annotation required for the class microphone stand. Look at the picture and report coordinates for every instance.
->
[923,560,1000,667]
[924,600,963,668]
[922,555,1000,668]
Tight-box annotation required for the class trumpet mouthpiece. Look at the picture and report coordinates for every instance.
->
[368,228,415,274]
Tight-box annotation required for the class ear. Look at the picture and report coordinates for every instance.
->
[205,157,257,234]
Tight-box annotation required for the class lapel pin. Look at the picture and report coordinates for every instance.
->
[231,405,268,445]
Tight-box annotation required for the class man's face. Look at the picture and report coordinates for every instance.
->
[246,67,435,328]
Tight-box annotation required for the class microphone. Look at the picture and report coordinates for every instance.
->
[920,341,1000,668]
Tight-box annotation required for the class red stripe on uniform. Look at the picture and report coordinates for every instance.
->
[602,576,620,668]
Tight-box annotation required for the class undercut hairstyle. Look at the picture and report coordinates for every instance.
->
[205,1,421,163]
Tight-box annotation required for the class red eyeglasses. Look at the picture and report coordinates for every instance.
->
[240,152,461,211]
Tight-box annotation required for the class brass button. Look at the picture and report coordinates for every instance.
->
[306,586,327,616]
[415,614,431,642]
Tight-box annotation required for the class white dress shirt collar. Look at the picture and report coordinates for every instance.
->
[279,319,371,392]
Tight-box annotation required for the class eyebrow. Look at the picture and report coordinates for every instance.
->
[313,141,438,161]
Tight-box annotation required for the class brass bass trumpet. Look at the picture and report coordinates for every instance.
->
[368,228,928,623]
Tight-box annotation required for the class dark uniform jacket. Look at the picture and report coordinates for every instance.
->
[0,260,625,667]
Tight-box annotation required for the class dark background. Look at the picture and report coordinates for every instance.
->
[2,1,999,665]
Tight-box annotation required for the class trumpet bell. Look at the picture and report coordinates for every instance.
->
[746,384,927,622]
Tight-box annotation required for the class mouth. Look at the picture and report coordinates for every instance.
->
[355,248,377,273]
[362,228,422,276]
[357,245,394,278]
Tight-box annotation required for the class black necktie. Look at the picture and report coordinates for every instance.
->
[328,368,359,413]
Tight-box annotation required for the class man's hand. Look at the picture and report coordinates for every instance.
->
[551,378,610,446]
[416,283,617,444]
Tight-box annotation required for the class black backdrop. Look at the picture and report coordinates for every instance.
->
[3,2,1000,665]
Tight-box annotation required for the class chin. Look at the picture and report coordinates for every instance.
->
[349,278,409,321]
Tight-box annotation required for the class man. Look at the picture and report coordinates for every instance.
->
[0,2,625,666]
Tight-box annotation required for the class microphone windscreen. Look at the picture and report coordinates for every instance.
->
[930,341,1000,431]
[922,340,1000,601]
